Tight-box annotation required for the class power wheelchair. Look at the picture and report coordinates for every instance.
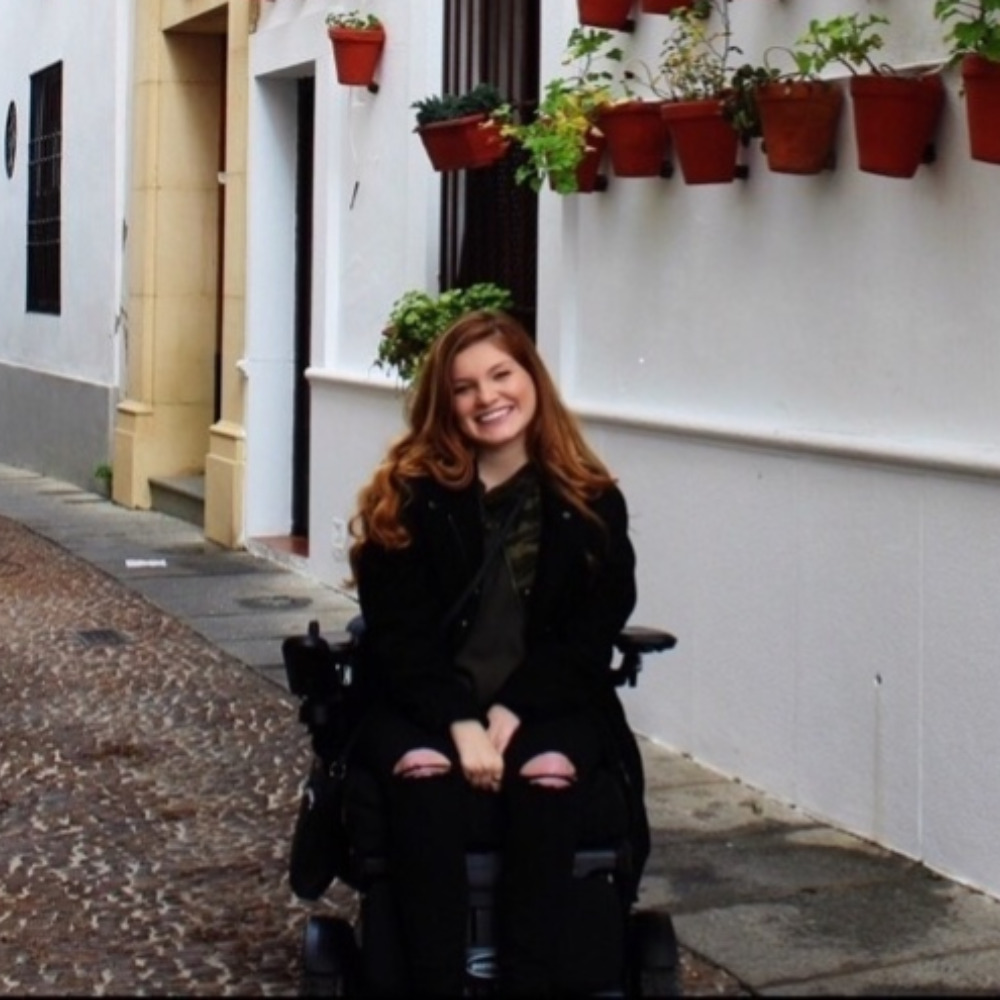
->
[282,617,678,996]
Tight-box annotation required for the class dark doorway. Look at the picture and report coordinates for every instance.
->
[291,77,314,541]
[441,0,540,336]
[214,39,227,423]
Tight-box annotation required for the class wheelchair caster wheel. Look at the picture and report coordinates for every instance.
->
[630,909,680,997]
[301,915,359,996]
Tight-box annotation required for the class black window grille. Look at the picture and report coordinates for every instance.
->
[26,62,62,315]
[441,0,540,335]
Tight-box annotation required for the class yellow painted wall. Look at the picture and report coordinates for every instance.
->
[115,0,249,549]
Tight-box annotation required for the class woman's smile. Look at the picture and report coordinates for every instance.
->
[451,339,538,457]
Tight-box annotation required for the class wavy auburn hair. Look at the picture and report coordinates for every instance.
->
[349,309,615,565]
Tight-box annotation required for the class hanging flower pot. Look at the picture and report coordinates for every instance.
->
[416,114,509,173]
[660,98,740,184]
[597,101,670,178]
[960,54,1000,164]
[578,0,633,30]
[326,22,386,88]
[755,80,844,175]
[848,73,945,178]
[640,0,695,13]
[412,84,510,172]
[548,129,608,193]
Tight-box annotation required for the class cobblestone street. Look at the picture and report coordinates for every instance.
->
[0,517,353,995]
[0,511,747,996]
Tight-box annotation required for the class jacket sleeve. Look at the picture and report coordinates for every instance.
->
[493,485,637,718]
[355,527,481,733]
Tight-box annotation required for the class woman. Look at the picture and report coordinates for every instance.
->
[349,309,646,995]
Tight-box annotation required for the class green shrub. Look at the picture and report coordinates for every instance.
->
[376,283,515,384]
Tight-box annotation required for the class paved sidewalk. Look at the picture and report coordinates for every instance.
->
[3,462,1000,995]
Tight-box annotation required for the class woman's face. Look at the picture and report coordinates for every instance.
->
[450,338,538,457]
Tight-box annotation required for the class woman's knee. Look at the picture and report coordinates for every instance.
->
[519,751,576,790]
[393,747,452,779]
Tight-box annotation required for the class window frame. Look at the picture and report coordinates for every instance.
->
[26,61,63,315]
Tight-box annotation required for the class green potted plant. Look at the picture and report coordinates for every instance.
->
[648,0,755,184]
[751,33,846,175]
[755,37,844,175]
[93,462,113,499]
[376,282,515,385]
[325,8,385,89]
[412,83,511,173]
[934,0,1000,163]
[596,93,671,179]
[501,28,622,194]
[592,5,708,179]
[795,13,945,178]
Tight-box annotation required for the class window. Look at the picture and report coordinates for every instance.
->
[27,62,62,314]
[441,1,540,335]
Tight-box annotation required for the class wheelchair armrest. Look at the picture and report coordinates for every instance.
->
[324,630,357,660]
[611,625,677,689]
[615,626,677,656]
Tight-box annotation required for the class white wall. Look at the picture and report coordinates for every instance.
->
[249,0,1000,897]
[0,0,131,484]
[248,0,440,541]
[0,0,129,385]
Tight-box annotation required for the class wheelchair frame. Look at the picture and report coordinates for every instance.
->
[283,618,679,997]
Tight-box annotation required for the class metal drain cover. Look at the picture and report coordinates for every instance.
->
[237,595,312,611]
[76,628,129,647]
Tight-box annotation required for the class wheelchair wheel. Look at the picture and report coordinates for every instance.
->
[629,909,680,997]
[301,915,360,997]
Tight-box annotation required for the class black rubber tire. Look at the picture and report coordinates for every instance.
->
[301,915,360,997]
[629,909,681,997]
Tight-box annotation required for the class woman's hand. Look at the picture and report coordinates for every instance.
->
[485,704,521,755]
[450,720,504,792]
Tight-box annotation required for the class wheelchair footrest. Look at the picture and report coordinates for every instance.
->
[358,846,625,886]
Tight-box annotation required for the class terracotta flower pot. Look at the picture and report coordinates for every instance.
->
[597,101,669,178]
[961,54,1000,164]
[755,80,844,175]
[328,26,386,87]
[660,99,739,184]
[416,114,509,172]
[548,129,608,193]
[848,73,944,178]
[578,0,633,29]
[640,0,695,13]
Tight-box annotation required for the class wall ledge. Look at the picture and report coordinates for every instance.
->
[578,403,1000,481]
[305,369,1000,481]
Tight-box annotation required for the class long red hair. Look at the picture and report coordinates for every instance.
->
[349,310,615,566]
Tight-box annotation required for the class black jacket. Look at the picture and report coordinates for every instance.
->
[354,471,650,882]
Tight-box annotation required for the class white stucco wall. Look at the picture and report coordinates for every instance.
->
[0,0,130,384]
[249,1,1000,898]
[247,0,439,538]
[0,0,131,482]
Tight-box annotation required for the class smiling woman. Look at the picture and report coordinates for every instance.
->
[345,308,643,993]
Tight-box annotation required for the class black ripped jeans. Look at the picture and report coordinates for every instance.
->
[355,707,605,996]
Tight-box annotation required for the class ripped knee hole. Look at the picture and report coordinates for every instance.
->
[393,747,452,779]
[520,751,576,789]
